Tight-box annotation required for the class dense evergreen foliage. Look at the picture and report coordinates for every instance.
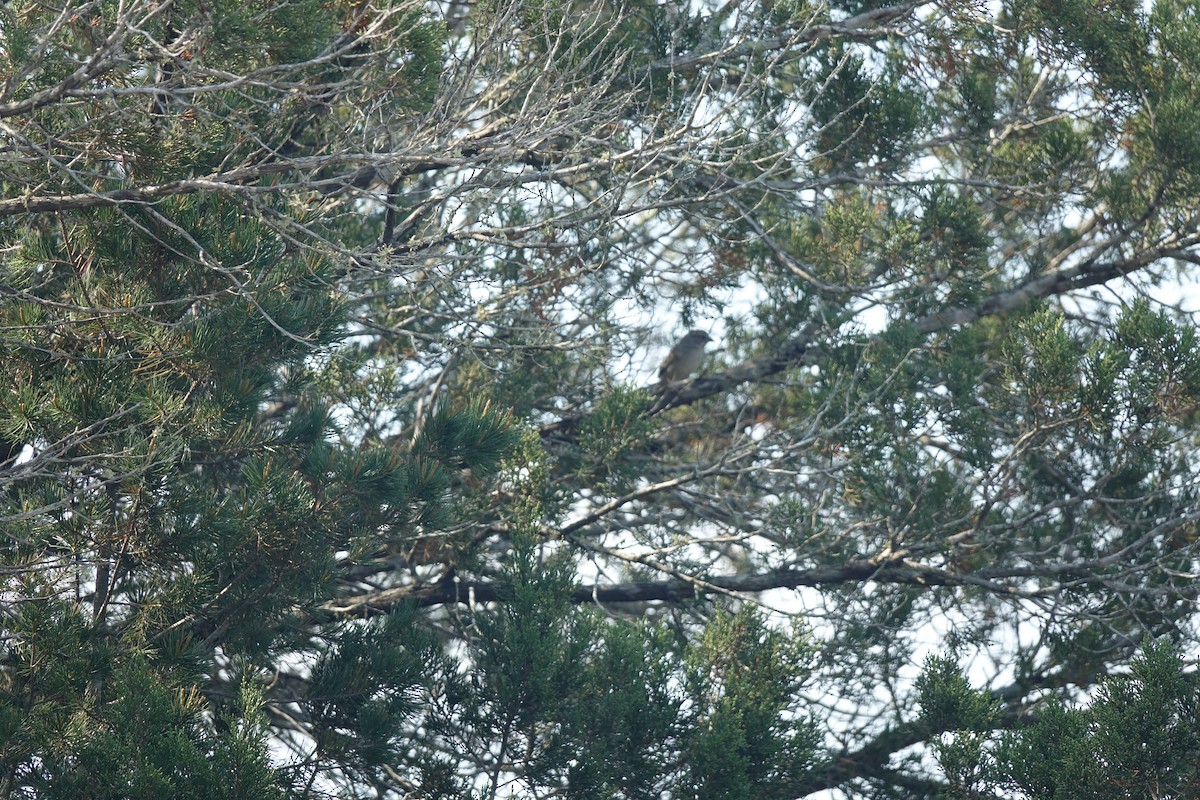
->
[3,0,1200,797]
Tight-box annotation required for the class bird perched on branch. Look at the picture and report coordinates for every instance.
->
[659,329,713,384]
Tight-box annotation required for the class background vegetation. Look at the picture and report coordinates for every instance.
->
[2,0,1200,796]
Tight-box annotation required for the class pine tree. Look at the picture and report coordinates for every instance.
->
[920,640,1200,799]
[4,0,1200,797]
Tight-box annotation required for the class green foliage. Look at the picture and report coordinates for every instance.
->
[927,641,1200,800]
[917,653,1002,797]
[1004,310,1082,421]
[475,540,589,722]
[806,47,925,173]
[915,187,992,306]
[50,658,282,800]
[577,385,656,489]
[1030,0,1149,102]
[682,609,820,800]
[427,549,824,799]
[413,398,520,475]
[562,622,680,799]
[305,608,442,781]
[0,598,281,800]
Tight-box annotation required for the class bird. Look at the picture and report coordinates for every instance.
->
[658,329,713,384]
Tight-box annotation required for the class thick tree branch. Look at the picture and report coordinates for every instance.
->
[319,554,1020,616]
[646,3,921,75]
[538,238,1187,441]
[320,530,1200,616]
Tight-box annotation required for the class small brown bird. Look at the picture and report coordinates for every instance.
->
[659,329,713,383]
